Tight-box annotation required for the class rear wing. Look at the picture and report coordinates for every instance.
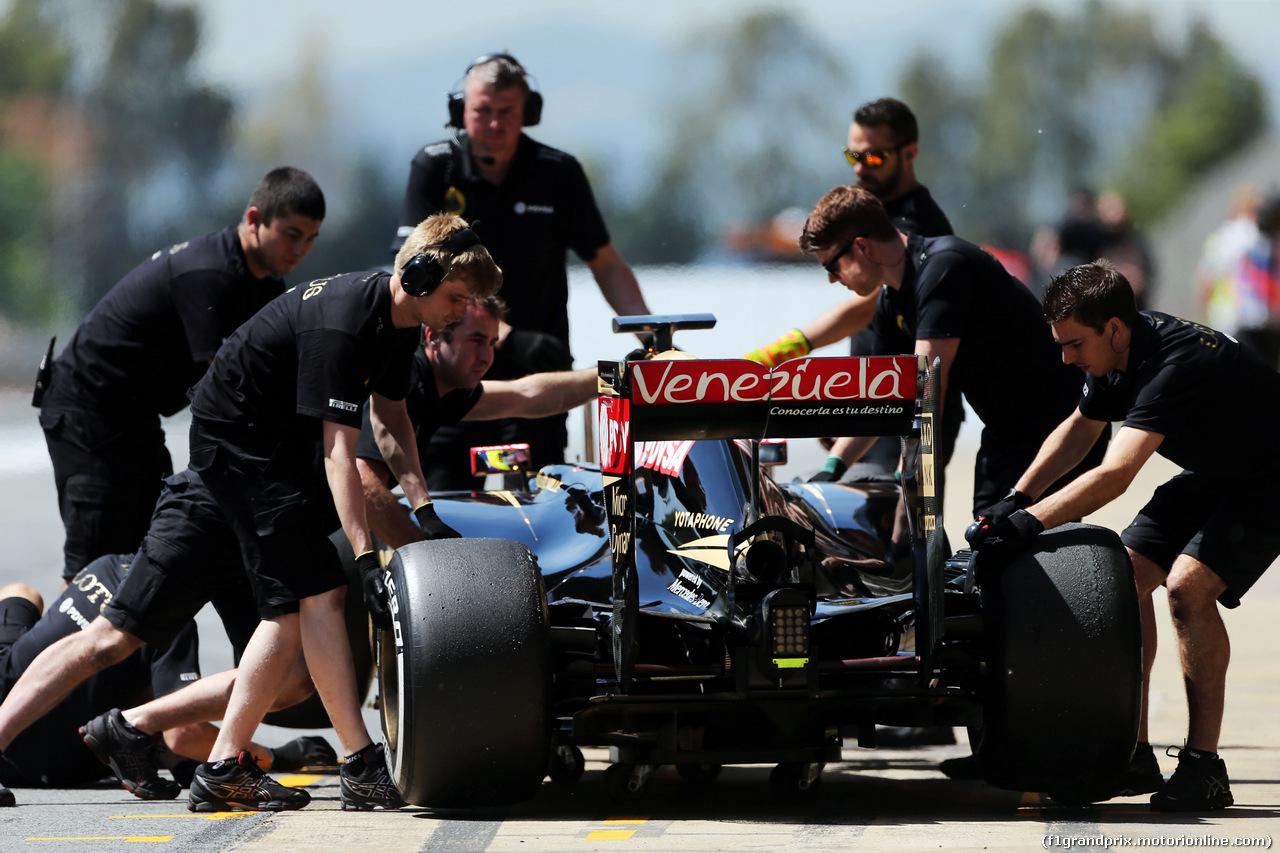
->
[597,350,944,687]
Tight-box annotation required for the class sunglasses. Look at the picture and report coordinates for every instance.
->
[821,232,869,275]
[842,146,898,167]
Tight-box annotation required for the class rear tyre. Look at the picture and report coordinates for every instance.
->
[380,538,550,807]
[972,523,1141,795]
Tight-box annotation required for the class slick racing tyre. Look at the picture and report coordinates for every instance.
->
[263,530,376,728]
[380,538,550,807]
[972,523,1141,796]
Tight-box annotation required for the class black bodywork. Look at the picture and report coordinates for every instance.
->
[383,314,1140,804]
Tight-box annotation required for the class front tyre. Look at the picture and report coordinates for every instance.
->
[380,538,550,807]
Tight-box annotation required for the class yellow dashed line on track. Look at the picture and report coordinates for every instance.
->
[110,813,257,820]
[274,773,325,787]
[586,815,650,840]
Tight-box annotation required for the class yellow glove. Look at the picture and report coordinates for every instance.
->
[744,329,811,368]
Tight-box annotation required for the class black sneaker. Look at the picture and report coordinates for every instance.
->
[1150,747,1233,812]
[188,751,311,812]
[0,781,13,807]
[340,744,406,811]
[80,709,179,800]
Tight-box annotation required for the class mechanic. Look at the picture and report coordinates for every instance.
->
[801,185,1108,517]
[745,98,961,480]
[0,555,328,808]
[0,470,318,808]
[391,52,650,489]
[36,167,324,584]
[183,214,501,812]
[358,295,597,549]
[968,261,1280,811]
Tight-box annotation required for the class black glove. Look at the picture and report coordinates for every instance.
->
[501,328,573,373]
[974,510,1044,577]
[966,488,1033,546]
[355,550,392,629]
[271,735,338,771]
[808,456,848,483]
[414,502,461,540]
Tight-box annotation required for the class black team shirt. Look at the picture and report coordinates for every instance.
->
[355,348,483,479]
[52,226,284,416]
[872,235,1083,439]
[1079,312,1280,479]
[392,133,610,346]
[188,271,420,447]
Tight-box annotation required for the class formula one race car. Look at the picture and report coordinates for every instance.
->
[376,314,1141,807]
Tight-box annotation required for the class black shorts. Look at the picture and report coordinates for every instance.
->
[190,420,346,617]
[1121,471,1280,609]
[101,470,259,658]
[39,394,172,582]
[0,597,42,690]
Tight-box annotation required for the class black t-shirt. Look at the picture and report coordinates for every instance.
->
[392,133,610,344]
[355,347,483,480]
[189,271,420,446]
[1080,312,1280,479]
[51,226,285,417]
[0,555,200,786]
[872,235,1082,439]
[884,184,953,239]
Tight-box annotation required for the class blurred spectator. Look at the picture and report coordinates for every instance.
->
[1030,187,1107,282]
[1229,190,1280,368]
[1196,185,1262,338]
[1096,189,1156,309]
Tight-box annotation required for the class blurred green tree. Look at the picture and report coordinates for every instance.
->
[902,0,1267,246]
[0,0,71,322]
[606,9,851,264]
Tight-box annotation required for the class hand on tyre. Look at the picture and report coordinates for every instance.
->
[414,502,461,540]
[271,735,338,771]
[355,550,392,629]
[966,488,1033,546]
[974,510,1044,576]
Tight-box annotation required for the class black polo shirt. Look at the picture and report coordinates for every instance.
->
[355,347,483,481]
[884,184,953,238]
[1080,312,1280,479]
[872,235,1082,438]
[0,554,200,786]
[188,271,420,446]
[392,133,610,344]
[51,225,285,417]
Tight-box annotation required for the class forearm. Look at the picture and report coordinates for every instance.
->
[590,246,649,317]
[1015,413,1103,500]
[370,396,431,510]
[360,459,425,549]
[325,425,373,556]
[1027,465,1130,531]
[830,435,878,466]
[470,368,597,421]
[799,294,877,350]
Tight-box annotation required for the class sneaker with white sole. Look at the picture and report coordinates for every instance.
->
[1150,747,1233,812]
[340,743,406,811]
[188,750,311,812]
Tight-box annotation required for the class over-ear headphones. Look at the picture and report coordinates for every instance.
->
[399,227,483,297]
[446,52,543,129]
